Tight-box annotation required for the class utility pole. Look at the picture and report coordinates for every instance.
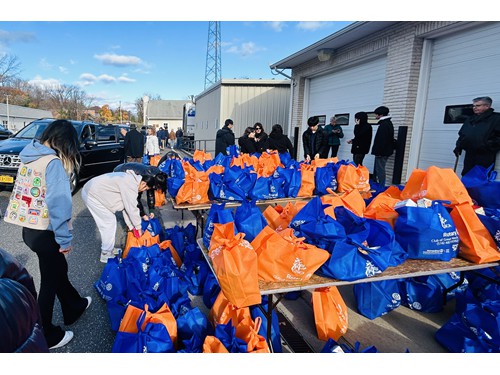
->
[5,94,10,130]
[119,101,123,124]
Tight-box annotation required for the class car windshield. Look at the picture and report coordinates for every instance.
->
[14,122,50,139]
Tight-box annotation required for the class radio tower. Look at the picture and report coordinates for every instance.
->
[204,21,221,90]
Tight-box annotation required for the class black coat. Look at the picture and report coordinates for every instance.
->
[268,133,294,155]
[215,125,235,156]
[457,108,500,153]
[302,127,328,159]
[371,117,395,157]
[351,123,373,155]
[238,135,258,154]
[124,128,145,158]
[0,248,49,352]
[254,132,269,153]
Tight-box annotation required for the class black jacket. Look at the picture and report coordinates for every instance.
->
[124,128,145,158]
[215,125,235,156]
[302,126,328,159]
[0,248,49,352]
[254,131,269,153]
[371,117,395,157]
[238,135,258,154]
[268,133,294,155]
[456,108,500,153]
[351,123,373,155]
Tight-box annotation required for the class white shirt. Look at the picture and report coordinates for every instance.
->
[145,135,160,155]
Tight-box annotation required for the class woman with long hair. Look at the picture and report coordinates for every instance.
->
[268,124,294,155]
[238,126,258,154]
[4,119,91,349]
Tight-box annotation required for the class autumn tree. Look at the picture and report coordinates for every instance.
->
[99,105,114,123]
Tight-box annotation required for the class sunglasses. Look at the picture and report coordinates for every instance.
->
[255,127,262,130]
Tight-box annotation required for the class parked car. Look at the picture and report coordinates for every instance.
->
[0,124,13,140]
[0,118,128,194]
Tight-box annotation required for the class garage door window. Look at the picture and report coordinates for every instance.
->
[443,104,473,124]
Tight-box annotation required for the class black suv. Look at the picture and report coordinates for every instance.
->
[0,124,13,140]
[0,118,128,194]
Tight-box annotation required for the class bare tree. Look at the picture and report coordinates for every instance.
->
[0,54,22,86]
[45,84,95,120]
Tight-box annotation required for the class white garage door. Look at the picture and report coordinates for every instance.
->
[418,22,500,177]
[306,56,387,169]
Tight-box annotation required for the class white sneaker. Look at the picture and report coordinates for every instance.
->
[112,247,122,256]
[49,331,74,349]
[100,251,115,263]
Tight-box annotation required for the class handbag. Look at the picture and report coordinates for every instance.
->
[314,161,339,195]
[364,185,402,228]
[353,279,402,319]
[321,188,366,219]
[461,164,500,209]
[248,174,286,200]
[122,229,160,259]
[202,203,235,249]
[209,222,261,308]
[176,307,212,353]
[149,154,161,167]
[297,163,316,197]
[401,166,472,206]
[311,287,349,341]
[394,200,459,260]
[336,163,371,195]
[450,202,500,263]
[476,208,500,250]
[233,199,268,242]
[251,226,330,282]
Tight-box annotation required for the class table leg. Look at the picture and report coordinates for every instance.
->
[258,294,283,353]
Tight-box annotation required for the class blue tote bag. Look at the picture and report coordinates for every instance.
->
[462,164,500,209]
[275,166,301,198]
[202,203,235,249]
[314,162,340,195]
[334,206,407,267]
[249,295,282,353]
[176,307,213,353]
[476,207,500,249]
[289,196,346,245]
[234,199,268,242]
[249,174,286,200]
[353,279,402,319]
[394,200,459,261]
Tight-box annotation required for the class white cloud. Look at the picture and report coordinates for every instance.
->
[296,21,333,31]
[267,22,286,32]
[118,75,136,83]
[78,72,135,86]
[98,74,116,84]
[39,58,53,70]
[94,53,142,67]
[28,75,61,89]
[225,41,265,57]
[59,66,68,74]
[0,29,36,45]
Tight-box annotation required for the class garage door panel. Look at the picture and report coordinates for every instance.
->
[418,22,500,177]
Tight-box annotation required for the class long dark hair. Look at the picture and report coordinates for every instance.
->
[354,112,369,125]
[40,119,81,174]
[269,124,284,137]
[243,126,255,136]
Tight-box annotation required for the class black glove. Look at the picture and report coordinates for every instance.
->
[453,147,462,157]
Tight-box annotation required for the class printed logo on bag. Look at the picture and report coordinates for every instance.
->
[291,257,306,275]
[438,213,452,229]
[411,302,422,310]
[365,260,381,278]
[105,282,113,292]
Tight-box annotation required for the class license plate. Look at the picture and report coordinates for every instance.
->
[0,175,14,183]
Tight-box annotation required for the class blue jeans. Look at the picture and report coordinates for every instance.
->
[374,156,389,186]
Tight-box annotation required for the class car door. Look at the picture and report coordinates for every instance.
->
[79,125,124,179]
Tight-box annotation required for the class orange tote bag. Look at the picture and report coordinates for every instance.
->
[312,286,349,341]
[450,202,500,264]
[202,336,229,353]
[122,230,160,258]
[336,164,371,195]
[208,291,252,327]
[209,222,261,308]
[297,163,316,197]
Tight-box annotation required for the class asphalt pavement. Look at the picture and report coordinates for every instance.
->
[0,146,457,355]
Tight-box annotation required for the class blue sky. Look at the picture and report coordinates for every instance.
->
[1,1,481,115]
[0,20,353,113]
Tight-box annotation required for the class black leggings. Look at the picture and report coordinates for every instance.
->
[22,228,85,343]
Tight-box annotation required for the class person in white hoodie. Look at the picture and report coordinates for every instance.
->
[81,169,156,263]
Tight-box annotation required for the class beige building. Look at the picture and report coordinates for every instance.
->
[271,21,500,183]
[145,100,188,132]
[193,79,291,155]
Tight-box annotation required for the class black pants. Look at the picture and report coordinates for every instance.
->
[353,153,366,166]
[462,151,496,176]
[328,145,340,158]
[22,228,86,346]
